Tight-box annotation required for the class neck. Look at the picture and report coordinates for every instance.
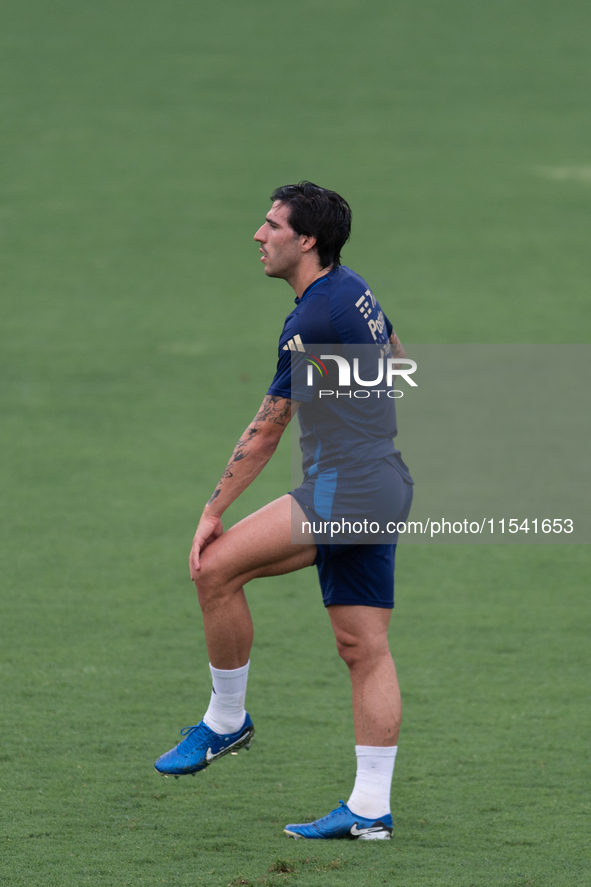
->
[287,262,333,299]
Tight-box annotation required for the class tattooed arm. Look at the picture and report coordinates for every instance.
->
[189,395,299,574]
[389,329,406,359]
[206,395,298,515]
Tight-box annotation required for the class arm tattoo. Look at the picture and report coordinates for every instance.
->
[206,396,294,506]
[389,330,406,359]
[252,395,293,428]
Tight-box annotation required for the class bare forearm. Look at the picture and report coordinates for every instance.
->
[203,395,296,519]
[204,430,278,517]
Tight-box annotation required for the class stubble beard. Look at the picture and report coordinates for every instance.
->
[264,244,299,281]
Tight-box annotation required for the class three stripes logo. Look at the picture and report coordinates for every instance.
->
[282,334,305,352]
[283,334,328,384]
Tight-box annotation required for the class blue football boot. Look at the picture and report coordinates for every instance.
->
[154,714,254,777]
[284,800,392,840]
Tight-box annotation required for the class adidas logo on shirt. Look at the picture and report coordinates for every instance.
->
[282,334,305,352]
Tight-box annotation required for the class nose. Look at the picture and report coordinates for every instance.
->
[254,225,265,242]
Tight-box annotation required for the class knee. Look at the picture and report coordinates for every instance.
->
[333,626,390,671]
[192,549,226,610]
[334,627,364,669]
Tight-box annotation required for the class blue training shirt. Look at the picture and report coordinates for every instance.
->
[267,266,412,482]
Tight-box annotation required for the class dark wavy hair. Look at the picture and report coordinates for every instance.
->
[270,181,352,268]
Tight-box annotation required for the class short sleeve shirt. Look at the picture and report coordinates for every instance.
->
[267,266,411,480]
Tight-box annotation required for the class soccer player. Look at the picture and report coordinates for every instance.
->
[155,182,414,841]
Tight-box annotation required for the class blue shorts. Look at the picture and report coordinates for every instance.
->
[313,542,397,609]
[290,455,413,609]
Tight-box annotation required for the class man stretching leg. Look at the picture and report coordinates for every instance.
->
[155,182,413,840]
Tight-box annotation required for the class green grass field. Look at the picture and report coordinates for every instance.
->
[1,1,590,885]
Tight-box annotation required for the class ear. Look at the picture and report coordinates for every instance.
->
[300,233,317,254]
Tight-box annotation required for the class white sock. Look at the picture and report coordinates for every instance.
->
[202,661,250,735]
[347,745,397,819]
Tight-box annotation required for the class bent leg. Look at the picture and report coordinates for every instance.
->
[328,605,401,746]
[195,494,316,669]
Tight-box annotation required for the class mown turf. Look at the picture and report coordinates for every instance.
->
[2,547,590,886]
[1,1,590,885]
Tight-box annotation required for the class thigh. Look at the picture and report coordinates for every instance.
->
[328,604,392,648]
[199,494,317,589]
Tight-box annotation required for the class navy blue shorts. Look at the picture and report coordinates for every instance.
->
[290,455,413,609]
[313,542,397,608]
